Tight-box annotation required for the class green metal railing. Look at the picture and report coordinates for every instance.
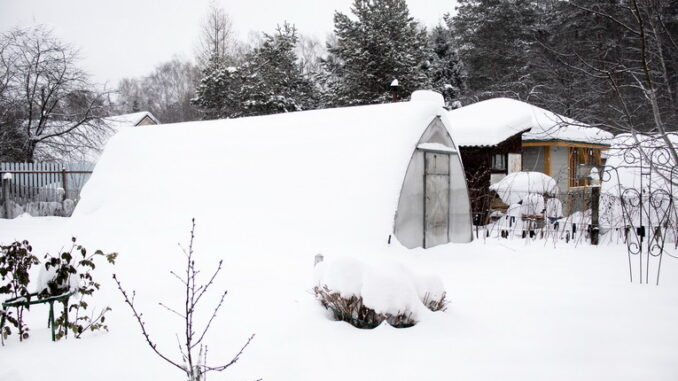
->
[1,291,75,341]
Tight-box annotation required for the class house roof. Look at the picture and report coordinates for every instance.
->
[447,98,533,147]
[33,111,159,163]
[447,98,613,147]
[74,92,459,251]
[104,111,159,129]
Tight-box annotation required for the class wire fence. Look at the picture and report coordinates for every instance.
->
[471,175,678,248]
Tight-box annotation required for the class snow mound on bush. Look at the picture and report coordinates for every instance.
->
[314,256,446,318]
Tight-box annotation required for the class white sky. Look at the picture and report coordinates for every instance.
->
[0,0,458,87]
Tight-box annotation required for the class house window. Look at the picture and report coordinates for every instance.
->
[491,153,507,172]
[570,148,601,187]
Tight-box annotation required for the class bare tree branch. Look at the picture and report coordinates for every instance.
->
[112,274,186,373]
[114,220,255,381]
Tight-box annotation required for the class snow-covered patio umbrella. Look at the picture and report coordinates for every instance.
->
[489,171,559,206]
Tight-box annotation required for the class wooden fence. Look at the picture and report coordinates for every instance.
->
[0,162,94,218]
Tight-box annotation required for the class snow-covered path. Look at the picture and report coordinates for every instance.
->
[1,216,677,381]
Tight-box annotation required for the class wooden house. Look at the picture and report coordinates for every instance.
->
[448,98,613,220]
[447,98,532,222]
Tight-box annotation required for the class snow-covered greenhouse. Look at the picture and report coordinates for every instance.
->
[75,90,472,250]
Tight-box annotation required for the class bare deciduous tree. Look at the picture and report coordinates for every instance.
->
[0,26,111,162]
[544,0,678,184]
[116,57,201,123]
[113,219,255,381]
[296,35,325,77]
[196,1,237,67]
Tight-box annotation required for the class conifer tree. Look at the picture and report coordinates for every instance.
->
[326,0,431,106]
[450,0,539,101]
[428,23,467,107]
[238,23,316,117]
[191,53,241,119]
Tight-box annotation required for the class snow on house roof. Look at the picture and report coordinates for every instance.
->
[447,98,533,147]
[74,96,456,252]
[103,111,159,130]
[447,98,613,147]
[32,111,159,164]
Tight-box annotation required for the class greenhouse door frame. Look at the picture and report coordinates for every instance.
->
[423,149,451,248]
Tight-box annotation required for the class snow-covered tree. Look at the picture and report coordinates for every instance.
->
[0,26,110,162]
[450,0,539,101]
[428,23,467,107]
[540,0,678,185]
[238,23,316,117]
[326,0,431,106]
[191,54,241,119]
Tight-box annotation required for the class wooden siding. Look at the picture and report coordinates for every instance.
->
[136,115,157,126]
[523,141,610,149]
[459,133,523,221]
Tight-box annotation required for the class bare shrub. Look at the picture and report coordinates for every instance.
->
[421,291,449,312]
[313,285,416,329]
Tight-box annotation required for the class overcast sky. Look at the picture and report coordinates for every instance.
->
[0,0,458,87]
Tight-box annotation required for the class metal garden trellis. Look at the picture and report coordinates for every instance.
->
[604,143,677,286]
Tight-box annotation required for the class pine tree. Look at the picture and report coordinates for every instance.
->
[428,23,467,107]
[450,0,539,101]
[191,53,241,119]
[326,0,431,106]
[238,23,316,117]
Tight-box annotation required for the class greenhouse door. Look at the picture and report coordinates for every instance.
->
[424,152,450,248]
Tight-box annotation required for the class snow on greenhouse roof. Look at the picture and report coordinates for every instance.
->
[447,98,613,147]
[74,96,454,251]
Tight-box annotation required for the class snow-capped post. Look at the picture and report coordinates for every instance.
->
[2,172,11,219]
[390,79,399,102]
[314,253,324,267]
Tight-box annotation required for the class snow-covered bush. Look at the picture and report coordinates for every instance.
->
[0,240,39,343]
[313,285,416,328]
[313,257,448,329]
[38,237,117,340]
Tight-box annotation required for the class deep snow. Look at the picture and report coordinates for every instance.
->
[1,98,676,380]
[1,216,677,381]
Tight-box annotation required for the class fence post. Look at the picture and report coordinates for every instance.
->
[61,167,68,200]
[591,185,600,245]
[2,172,12,219]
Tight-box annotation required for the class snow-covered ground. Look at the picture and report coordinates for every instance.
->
[2,216,677,381]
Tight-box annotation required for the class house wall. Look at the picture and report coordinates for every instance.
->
[551,146,569,193]
[459,133,523,222]
[136,115,157,126]
[523,143,610,215]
